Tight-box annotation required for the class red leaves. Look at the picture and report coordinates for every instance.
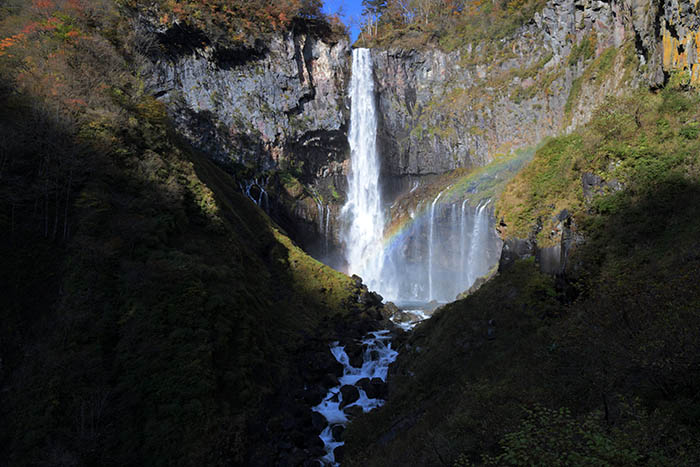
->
[67,98,88,107]
[22,22,41,35]
[32,0,55,9]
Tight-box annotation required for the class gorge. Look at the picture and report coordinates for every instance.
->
[1,0,700,466]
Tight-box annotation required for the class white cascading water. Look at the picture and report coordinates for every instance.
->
[313,331,398,465]
[460,199,469,286]
[341,48,385,291]
[427,190,445,301]
[467,200,490,287]
[381,198,502,304]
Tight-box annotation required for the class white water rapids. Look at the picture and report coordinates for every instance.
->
[313,331,398,465]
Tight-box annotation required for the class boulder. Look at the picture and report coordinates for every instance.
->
[344,341,364,368]
[358,289,383,307]
[370,377,388,399]
[381,301,400,320]
[356,377,371,394]
[311,411,327,432]
[322,373,339,388]
[333,445,345,462]
[339,385,360,409]
[392,311,412,324]
[344,405,364,419]
[331,424,345,441]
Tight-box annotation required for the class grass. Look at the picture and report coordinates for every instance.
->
[498,86,700,244]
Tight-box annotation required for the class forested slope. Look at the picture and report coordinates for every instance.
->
[0,1,369,465]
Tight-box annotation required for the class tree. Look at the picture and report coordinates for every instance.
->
[362,0,386,37]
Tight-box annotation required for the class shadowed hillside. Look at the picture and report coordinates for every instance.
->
[343,86,700,465]
[0,1,375,465]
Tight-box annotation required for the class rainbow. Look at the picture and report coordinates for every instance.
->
[380,148,534,251]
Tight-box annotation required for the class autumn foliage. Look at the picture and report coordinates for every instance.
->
[360,0,548,49]
[120,0,340,44]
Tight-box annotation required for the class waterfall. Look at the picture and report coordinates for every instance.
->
[460,199,469,287]
[466,201,490,286]
[427,190,445,302]
[336,49,501,305]
[325,205,331,255]
[241,177,269,213]
[341,48,385,291]
[317,200,324,235]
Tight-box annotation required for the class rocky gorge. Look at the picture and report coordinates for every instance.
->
[128,0,700,463]
[137,0,700,279]
[1,0,700,465]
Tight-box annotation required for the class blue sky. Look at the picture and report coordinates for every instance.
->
[323,0,364,42]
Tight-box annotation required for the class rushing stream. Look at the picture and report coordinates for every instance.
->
[313,331,398,465]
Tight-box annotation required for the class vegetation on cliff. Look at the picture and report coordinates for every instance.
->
[118,0,346,46]
[498,84,700,244]
[344,85,700,465]
[0,1,359,464]
[357,0,547,50]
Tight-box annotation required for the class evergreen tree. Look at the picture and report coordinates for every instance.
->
[362,0,387,37]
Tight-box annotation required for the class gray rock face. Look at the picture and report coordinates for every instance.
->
[499,238,537,271]
[144,31,350,173]
[133,0,700,272]
[138,22,352,255]
[371,0,640,178]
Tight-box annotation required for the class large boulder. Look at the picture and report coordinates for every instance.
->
[339,385,360,409]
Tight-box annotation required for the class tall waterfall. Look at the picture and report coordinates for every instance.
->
[338,48,501,304]
[341,48,385,292]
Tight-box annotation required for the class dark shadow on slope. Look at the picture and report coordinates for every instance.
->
[0,74,375,467]
[342,178,700,466]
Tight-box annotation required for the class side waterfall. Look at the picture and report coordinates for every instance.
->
[381,198,502,304]
[341,48,384,292]
[427,190,445,302]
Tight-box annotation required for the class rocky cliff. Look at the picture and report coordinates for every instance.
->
[135,0,700,271]
[136,18,351,259]
[370,0,700,275]
[372,0,697,176]
[372,0,636,180]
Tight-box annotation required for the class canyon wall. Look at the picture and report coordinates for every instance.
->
[136,0,700,269]
[138,19,351,259]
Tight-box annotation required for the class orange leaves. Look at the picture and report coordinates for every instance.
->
[31,0,56,18]
[32,0,55,9]
[150,0,328,40]
[0,33,27,57]
[67,98,88,107]
[44,16,62,31]
[66,0,83,11]
[22,22,41,35]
